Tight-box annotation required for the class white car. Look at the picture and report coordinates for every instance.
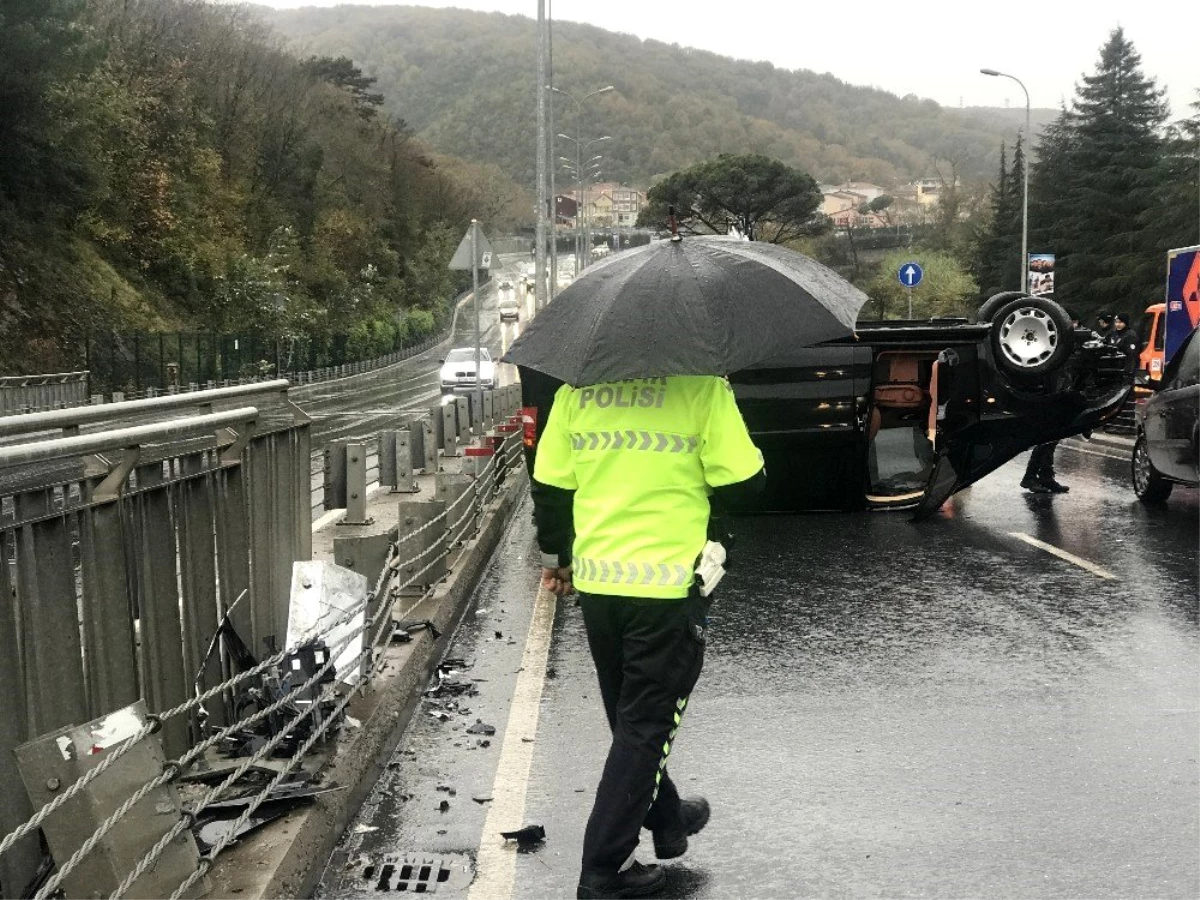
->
[498,282,519,321]
[440,347,495,394]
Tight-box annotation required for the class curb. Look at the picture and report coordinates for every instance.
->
[205,468,528,900]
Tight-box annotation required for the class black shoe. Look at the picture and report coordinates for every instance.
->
[1043,479,1070,493]
[577,861,666,899]
[652,797,711,860]
[1020,477,1052,494]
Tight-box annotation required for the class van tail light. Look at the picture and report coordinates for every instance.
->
[521,406,538,448]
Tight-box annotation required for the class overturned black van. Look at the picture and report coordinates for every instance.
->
[521,293,1133,520]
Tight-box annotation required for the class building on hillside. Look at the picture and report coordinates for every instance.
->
[554,194,578,227]
[901,177,960,208]
[820,181,889,218]
[569,182,645,229]
[828,208,889,229]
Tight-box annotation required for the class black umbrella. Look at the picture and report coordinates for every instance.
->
[502,236,869,386]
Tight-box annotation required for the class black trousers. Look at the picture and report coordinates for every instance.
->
[1025,441,1059,481]
[577,592,708,877]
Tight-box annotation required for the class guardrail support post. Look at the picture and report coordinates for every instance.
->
[324,442,346,511]
[412,419,437,475]
[435,473,475,557]
[455,396,470,439]
[440,403,458,458]
[395,500,448,595]
[380,430,416,493]
[334,532,394,622]
[341,442,373,525]
[483,390,494,429]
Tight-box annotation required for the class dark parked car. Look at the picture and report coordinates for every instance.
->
[1132,327,1199,502]
[521,293,1133,520]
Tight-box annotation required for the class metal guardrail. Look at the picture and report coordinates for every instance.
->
[0,379,293,440]
[0,371,89,416]
[0,393,528,899]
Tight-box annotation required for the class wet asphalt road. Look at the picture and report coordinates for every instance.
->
[318,438,1198,899]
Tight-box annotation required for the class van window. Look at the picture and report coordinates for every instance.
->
[1154,316,1165,351]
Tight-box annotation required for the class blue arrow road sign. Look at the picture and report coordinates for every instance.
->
[899,261,923,287]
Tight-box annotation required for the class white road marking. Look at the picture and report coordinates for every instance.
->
[1060,443,1130,462]
[1009,532,1118,580]
[468,586,558,900]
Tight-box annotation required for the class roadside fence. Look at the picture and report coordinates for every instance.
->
[0,372,90,416]
[0,380,527,899]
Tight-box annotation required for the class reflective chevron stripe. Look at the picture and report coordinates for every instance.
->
[570,431,699,454]
[572,556,690,587]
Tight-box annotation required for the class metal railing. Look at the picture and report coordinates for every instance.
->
[0,383,528,899]
[0,372,89,415]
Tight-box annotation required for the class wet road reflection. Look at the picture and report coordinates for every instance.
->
[319,418,1197,898]
[516,441,1198,899]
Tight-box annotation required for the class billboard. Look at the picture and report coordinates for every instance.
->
[1164,245,1199,363]
[1027,253,1055,296]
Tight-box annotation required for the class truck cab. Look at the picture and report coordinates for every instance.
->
[1137,303,1165,386]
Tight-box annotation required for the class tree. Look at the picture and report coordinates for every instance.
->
[865,249,977,320]
[1040,28,1168,317]
[1140,91,1200,252]
[636,153,824,243]
[301,55,385,119]
[0,0,103,214]
[971,138,1025,299]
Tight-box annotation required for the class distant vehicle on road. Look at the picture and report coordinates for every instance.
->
[1132,327,1199,502]
[498,288,520,322]
[440,347,495,394]
[729,292,1132,519]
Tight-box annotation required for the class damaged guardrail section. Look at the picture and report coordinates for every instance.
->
[0,383,527,899]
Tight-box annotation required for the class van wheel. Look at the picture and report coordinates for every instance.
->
[976,291,1030,323]
[1132,434,1173,502]
[990,296,1073,376]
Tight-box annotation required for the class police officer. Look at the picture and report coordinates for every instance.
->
[1109,312,1140,364]
[1095,313,1114,344]
[533,375,764,899]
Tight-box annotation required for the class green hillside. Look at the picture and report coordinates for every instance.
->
[262,5,1054,190]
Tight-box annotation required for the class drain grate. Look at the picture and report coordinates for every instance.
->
[356,854,472,894]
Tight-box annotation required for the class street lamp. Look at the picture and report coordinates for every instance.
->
[557,133,611,272]
[550,85,614,273]
[981,67,1031,294]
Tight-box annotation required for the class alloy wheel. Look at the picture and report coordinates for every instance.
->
[998,306,1059,369]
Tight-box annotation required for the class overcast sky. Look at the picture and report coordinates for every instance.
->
[255,0,1195,117]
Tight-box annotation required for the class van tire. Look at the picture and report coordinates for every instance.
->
[1132,434,1173,502]
[977,291,1030,323]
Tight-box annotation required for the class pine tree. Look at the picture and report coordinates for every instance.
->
[971,137,1027,299]
[1049,28,1168,318]
[1141,91,1200,252]
[972,142,1011,298]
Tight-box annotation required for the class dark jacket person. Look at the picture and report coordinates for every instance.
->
[532,374,764,899]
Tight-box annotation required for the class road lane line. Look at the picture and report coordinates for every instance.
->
[468,586,558,900]
[1060,444,1130,462]
[1009,532,1118,580]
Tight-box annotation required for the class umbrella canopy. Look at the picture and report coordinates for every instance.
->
[502,236,869,386]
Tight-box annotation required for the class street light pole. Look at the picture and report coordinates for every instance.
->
[534,0,548,312]
[550,85,613,275]
[981,68,1030,294]
[547,0,558,300]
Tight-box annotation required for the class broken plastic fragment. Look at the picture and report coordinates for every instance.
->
[466,720,495,736]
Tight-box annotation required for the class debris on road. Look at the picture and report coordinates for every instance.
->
[500,825,546,847]
[466,719,496,735]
